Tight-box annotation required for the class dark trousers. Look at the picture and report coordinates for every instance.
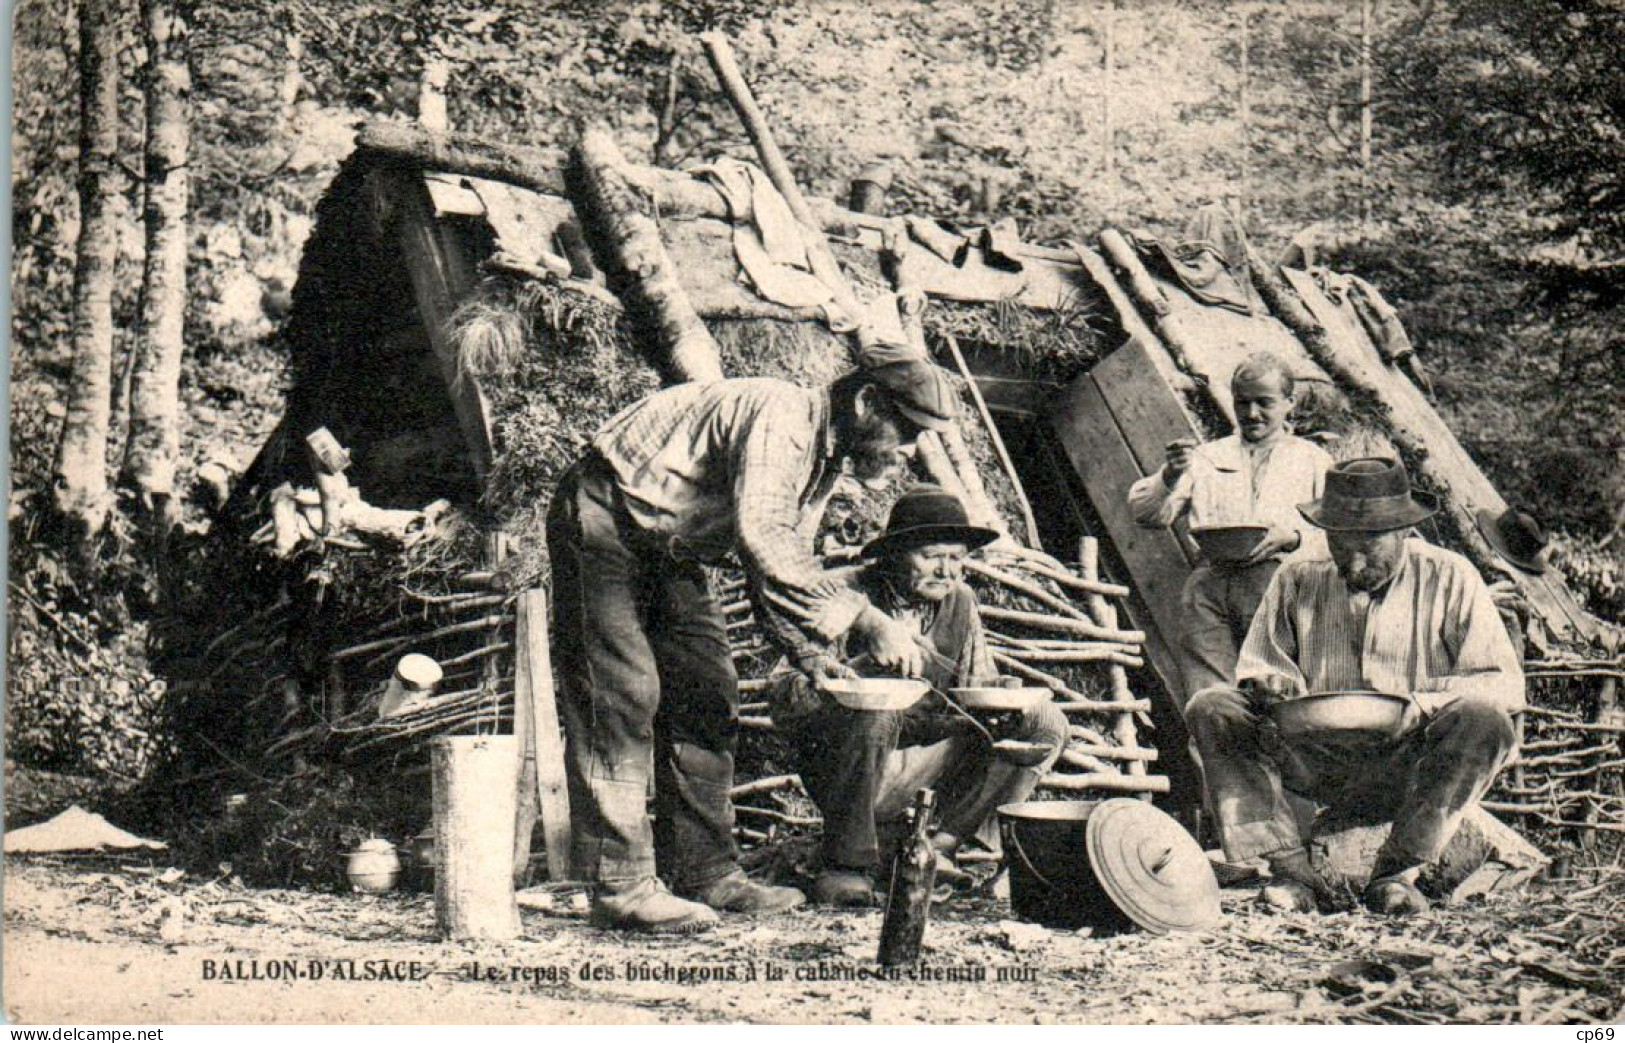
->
[782,699,1069,870]
[546,456,740,890]
[1186,685,1518,866]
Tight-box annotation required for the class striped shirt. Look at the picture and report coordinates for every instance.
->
[1127,433,1332,562]
[592,378,867,643]
[1236,539,1525,713]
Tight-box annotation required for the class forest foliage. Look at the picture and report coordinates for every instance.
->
[7,0,1623,778]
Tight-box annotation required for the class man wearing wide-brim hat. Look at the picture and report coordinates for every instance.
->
[1185,458,1524,916]
[767,486,1068,907]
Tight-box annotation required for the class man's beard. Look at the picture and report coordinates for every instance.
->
[850,445,901,487]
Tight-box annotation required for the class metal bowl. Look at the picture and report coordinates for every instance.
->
[1269,691,1412,740]
[950,686,1053,712]
[1190,524,1269,565]
[820,677,930,712]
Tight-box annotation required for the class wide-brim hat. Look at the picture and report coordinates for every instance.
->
[1298,457,1436,533]
[1475,506,1549,574]
[862,485,999,559]
[866,359,959,432]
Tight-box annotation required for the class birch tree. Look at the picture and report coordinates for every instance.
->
[121,0,191,525]
[52,0,120,546]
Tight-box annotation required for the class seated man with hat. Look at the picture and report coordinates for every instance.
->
[768,487,1069,907]
[1185,458,1523,916]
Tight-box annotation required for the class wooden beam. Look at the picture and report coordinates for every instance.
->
[515,588,571,883]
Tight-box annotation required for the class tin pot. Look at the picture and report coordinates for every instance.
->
[346,838,400,893]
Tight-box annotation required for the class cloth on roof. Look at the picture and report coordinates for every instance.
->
[4,805,166,853]
[1130,229,1255,315]
[1312,269,1417,364]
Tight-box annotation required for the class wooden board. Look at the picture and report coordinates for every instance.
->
[515,588,571,882]
[383,169,496,481]
[1090,336,1203,566]
[1052,369,1198,705]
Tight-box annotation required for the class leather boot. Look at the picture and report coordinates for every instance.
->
[590,877,719,934]
[683,869,806,915]
[1259,847,1330,914]
[811,870,878,908]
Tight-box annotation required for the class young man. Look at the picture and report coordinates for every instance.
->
[1185,458,1523,916]
[547,361,959,933]
[768,487,1068,907]
[1127,351,1334,703]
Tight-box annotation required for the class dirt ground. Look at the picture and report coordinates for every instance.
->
[4,850,1623,1026]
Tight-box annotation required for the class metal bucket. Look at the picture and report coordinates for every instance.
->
[997,801,1133,933]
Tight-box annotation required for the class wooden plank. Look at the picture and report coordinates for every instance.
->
[1051,373,1191,705]
[1090,335,1204,566]
[1091,335,1202,482]
[515,588,571,882]
[383,169,496,481]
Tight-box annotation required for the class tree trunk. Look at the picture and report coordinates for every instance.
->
[418,49,449,133]
[53,0,121,544]
[122,0,191,525]
[1358,0,1374,226]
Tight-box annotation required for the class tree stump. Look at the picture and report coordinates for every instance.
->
[1308,805,1548,902]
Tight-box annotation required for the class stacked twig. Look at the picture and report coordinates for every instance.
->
[1485,664,1623,844]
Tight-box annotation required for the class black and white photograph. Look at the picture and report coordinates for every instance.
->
[4,0,1623,1027]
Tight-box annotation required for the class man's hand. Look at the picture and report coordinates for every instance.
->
[1162,439,1197,483]
[800,654,857,687]
[1239,525,1302,567]
[854,606,926,678]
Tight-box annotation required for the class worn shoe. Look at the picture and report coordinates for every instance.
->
[1258,878,1319,913]
[1259,847,1331,913]
[1364,875,1431,916]
[811,870,878,908]
[933,849,971,886]
[590,878,719,934]
[685,869,806,915]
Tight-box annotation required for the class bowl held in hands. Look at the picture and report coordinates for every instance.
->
[1269,690,1412,740]
[820,676,930,712]
[1190,525,1269,566]
[950,686,1053,712]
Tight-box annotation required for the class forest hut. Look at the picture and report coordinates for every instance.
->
[159,120,1620,886]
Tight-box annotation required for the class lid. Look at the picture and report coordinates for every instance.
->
[395,654,443,691]
[1085,798,1221,934]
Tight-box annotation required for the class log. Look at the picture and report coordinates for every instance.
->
[730,774,801,799]
[990,653,1094,702]
[914,429,975,505]
[573,126,724,383]
[1039,772,1171,795]
[1308,804,1548,902]
[998,648,1145,667]
[1083,537,1147,782]
[356,119,871,237]
[978,605,1145,644]
[1058,698,1153,714]
[432,735,521,940]
[1098,229,1198,375]
[515,589,570,883]
[965,560,1092,622]
[1006,558,1131,600]
[1069,742,1159,763]
[944,332,1041,545]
